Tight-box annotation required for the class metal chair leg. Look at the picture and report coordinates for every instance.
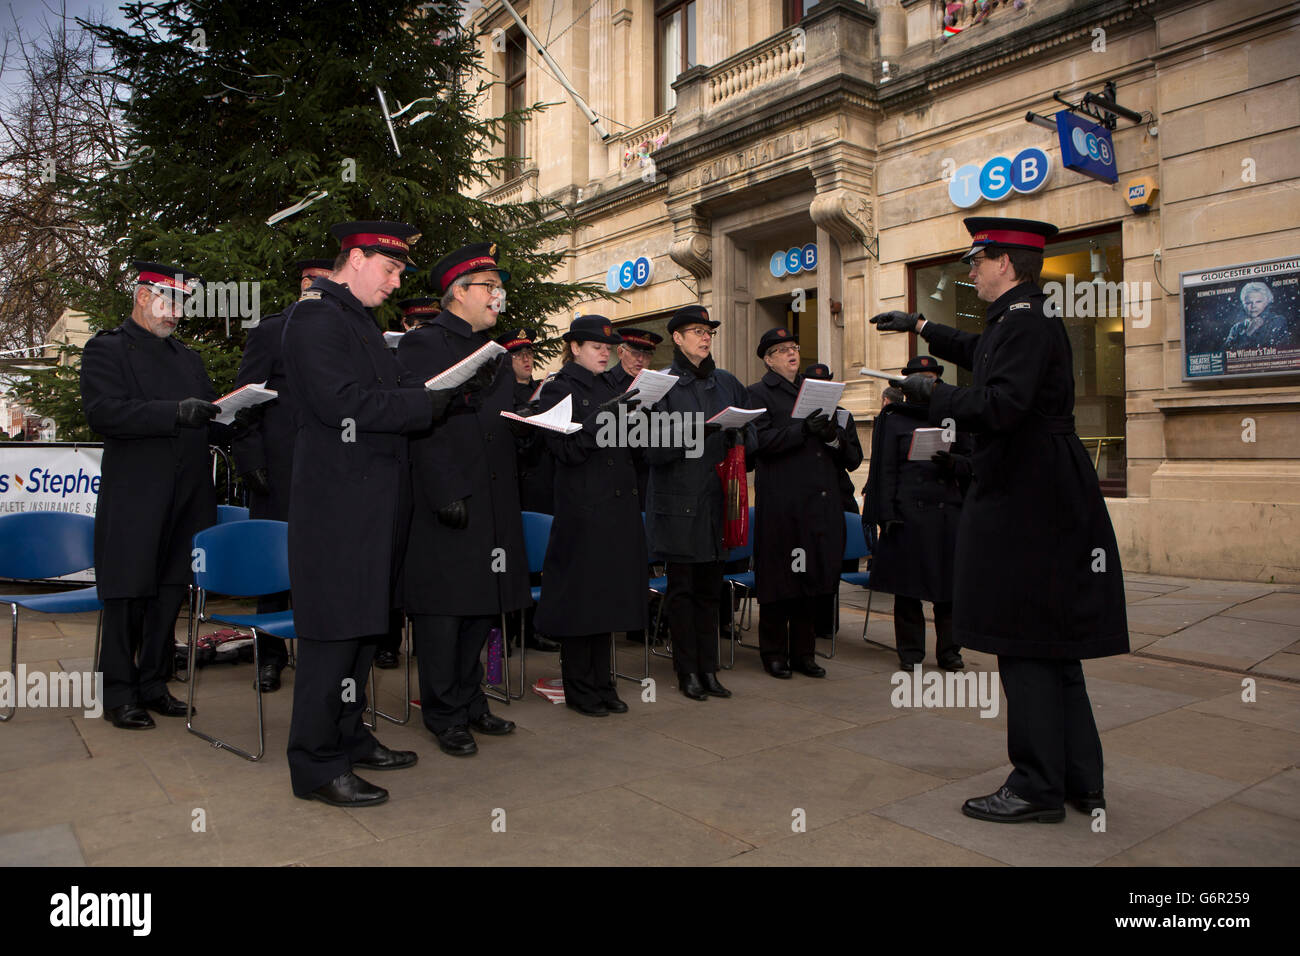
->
[185,615,266,760]
[174,585,194,683]
[486,613,524,703]
[817,584,838,660]
[1,603,16,721]
[648,590,673,660]
[734,585,760,651]
[861,587,891,650]
[369,616,412,726]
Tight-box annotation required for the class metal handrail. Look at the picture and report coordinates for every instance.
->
[1078,435,1125,471]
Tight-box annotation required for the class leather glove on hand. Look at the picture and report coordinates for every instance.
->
[437,498,469,529]
[703,421,724,437]
[883,519,904,535]
[504,415,533,439]
[803,411,837,442]
[427,387,456,422]
[240,467,272,498]
[232,404,265,432]
[869,310,924,333]
[900,373,936,404]
[463,357,502,394]
[598,388,642,415]
[932,449,972,483]
[177,397,221,428]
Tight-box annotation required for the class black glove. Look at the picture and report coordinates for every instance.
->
[802,411,837,442]
[504,415,533,439]
[463,356,502,394]
[240,467,272,498]
[869,310,924,333]
[931,449,971,483]
[703,422,724,437]
[437,498,469,529]
[427,387,455,422]
[177,398,221,428]
[900,373,936,404]
[723,427,744,448]
[232,404,265,432]
[598,388,642,414]
[883,519,903,535]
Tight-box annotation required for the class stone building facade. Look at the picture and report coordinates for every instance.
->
[467,0,1300,583]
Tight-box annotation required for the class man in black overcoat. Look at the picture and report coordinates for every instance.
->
[81,261,223,730]
[398,243,531,758]
[281,222,453,808]
[871,217,1129,823]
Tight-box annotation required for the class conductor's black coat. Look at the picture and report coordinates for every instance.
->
[746,371,860,604]
[921,282,1129,659]
[862,401,966,604]
[532,363,648,636]
[232,311,296,520]
[80,319,219,599]
[281,279,431,642]
[398,310,531,618]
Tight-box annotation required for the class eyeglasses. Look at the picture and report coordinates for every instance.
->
[967,254,989,267]
[464,283,505,295]
[681,327,717,338]
[769,344,800,356]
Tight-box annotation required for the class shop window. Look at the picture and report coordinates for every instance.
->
[788,296,819,374]
[910,228,1127,496]
[656,1,697,114]
[504,29,527,181]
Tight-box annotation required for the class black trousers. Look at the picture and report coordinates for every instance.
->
[255,591,291,666]
[998,655,1104,807]
[286,635,379,796]
[412,614,491,734]
[559,633,616,709]
[99,586,188,710]
[813,560,858,637]
[758,595,818,664]
[665,560,722,677]
[376,608,405,655]
[894,597,958,665]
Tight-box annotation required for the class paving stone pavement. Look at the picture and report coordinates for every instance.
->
[1,573,1297,866]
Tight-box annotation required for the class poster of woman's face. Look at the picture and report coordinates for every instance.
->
[1181,257,1300,380]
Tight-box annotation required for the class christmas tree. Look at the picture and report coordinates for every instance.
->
[18,0,605,440]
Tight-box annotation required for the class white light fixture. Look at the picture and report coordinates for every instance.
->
[929,274,949,301]
[880,60,892,83]
[1090,245,1106,280]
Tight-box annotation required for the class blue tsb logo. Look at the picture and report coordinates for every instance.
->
[948,147,1052,209]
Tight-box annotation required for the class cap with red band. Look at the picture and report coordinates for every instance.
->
[294,258,335,280]
[961,217,1059,263]
[397,297,439,319]
[132,261,201,296]
[329,221,421,267]
[495,327,536,352]
[430,242,511,293]
[616,327,663,352]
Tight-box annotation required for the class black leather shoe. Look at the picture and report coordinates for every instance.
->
[791,656,826,678]
[898,660,918,672]
[678,673,709,700]
[566,700,609,717]
[352,742,418,771]
[937,654,965,671]
[373,650,399,669]
[302,771,388,808]
[434,726,478,756]
[961,786,1065,823]
[142,692,188,717]
[762,658,792,679]
[700,673,732,698]
[526,633,561,652]
[256,662,282,692]
[1067,790,1106,813]
[601,696,630,713]
[470,712,516,735]
[106,703,155,730]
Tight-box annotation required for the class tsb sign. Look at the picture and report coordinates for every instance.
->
[947,147,1052,209]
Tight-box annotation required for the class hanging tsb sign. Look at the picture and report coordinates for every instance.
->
[947,147,1052,209]
[1055,112,1118,185]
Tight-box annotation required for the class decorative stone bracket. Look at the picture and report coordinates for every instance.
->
[809,189,875,255]
[668,226,712,280]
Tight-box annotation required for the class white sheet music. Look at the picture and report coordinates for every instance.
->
[706,406,765,428]
[790,379,845,420]
[499,393,582,434]
[907,427,952,461]
[626,367,678,406]
[215,382,277,425]
[424,341,506,390]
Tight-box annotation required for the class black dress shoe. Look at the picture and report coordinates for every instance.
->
[302,771,388,808]
[352,742,418,771]
[566,700,609,717]
[898,660,918,672]
[678,673,709,700]
[106,703,155,730]
[525,633,561,652]
[762,658,792,679]
[470,712,516,735]
[373,650,399,669]
[937,654,965,671]
[256,662,282,692]
[791,656,826,678]
[700,673,732,698]
[1067,790,1106,813]
[601,696,630,713]
[142,692,188,717]
[434,725,478,756]
[962,786,1065,823]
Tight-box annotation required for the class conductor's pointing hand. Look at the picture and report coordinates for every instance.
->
[900,373,936,403]
[869,310,924,333]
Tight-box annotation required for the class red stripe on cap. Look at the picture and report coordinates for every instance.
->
[403,305,438,316]
[622,334,652,346]
[300,267,333,279]
[138,271,190,291]
[441,257,498,288]
[971,229,1047,250]
[341,233,410,254]
[502,338,531,349]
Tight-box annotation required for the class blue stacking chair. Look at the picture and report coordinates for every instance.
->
[188,519,293,760]
[495,511,553,704]
[0,513,103,722]
[216,504,250,523]
[837,511,878,655]
[721,507,757,668]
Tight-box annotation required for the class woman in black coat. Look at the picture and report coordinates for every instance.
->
[533,316,648,716]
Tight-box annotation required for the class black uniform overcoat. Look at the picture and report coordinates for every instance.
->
[232,310,296,520]
[281,279,431,641]
[921,282,1129,659]
[862,401,966,603]
[606,362,650,500]
[746,371,859,604]
[397,310,531,617]
[531,363,648,636]
[643,352,757,564]
[80,318,220,599]
[512,378,556,514]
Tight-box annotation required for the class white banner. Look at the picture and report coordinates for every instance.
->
[0,444,103,582]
